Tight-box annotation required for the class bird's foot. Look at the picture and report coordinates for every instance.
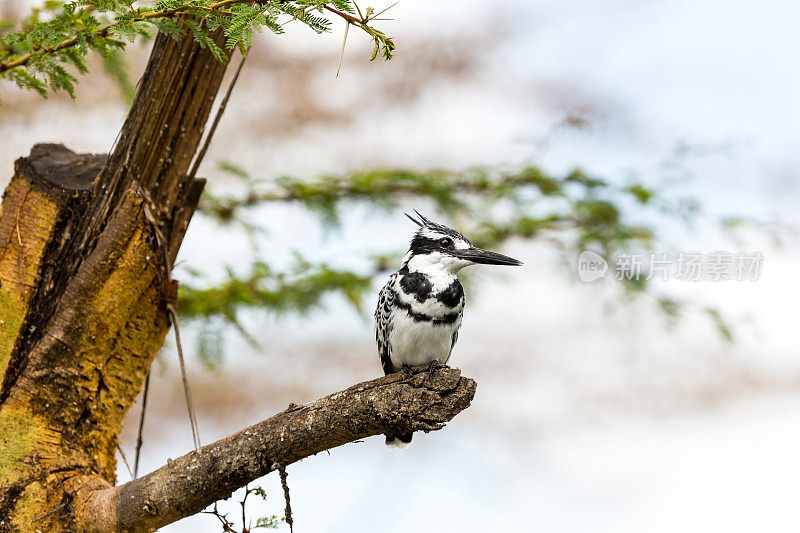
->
[401,364,414,378]
[426,360,440,378]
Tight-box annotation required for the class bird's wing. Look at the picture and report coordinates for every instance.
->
[375,272,398,375]
[446,295,465,364]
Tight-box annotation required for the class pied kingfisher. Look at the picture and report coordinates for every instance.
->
[375,211,523,448]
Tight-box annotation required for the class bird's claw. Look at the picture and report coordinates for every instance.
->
[400,362,440,379]
[427,360,439,377]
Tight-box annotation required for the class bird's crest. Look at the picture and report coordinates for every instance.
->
[404,209,428,227]
[404,210,469,243]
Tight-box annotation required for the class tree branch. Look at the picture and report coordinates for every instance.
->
[77,366,476,532]
[0,1,391,75]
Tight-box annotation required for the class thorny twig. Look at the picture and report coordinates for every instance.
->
[203,484,282,532]
[279,465,293,533]
[323,2,395,61]
[202,502,236,532]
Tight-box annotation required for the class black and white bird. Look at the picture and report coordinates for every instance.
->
[375,211,523,448]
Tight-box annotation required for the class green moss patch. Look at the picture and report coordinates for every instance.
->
[0,408,44,484]
[0,288,26,379]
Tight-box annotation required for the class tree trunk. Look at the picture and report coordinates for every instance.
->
[0,22,476,533]
[0,21,229,530]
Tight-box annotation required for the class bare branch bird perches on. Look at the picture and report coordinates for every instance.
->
[76,367,476,532]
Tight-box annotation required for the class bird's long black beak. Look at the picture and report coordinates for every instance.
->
[456,247,523,266]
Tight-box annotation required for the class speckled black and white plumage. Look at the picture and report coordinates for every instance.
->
[376,211,518,449]
[375,269,465,377]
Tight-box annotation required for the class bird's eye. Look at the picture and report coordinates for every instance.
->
[439,237,454,248]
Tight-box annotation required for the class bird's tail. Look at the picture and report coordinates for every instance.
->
[385,432,413,449]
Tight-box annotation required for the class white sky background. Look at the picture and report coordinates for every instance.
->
[2,0,800,531]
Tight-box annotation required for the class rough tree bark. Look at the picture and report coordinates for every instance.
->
[0,20,476,533]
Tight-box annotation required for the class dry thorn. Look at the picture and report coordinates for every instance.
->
[336,20,350,78]
[373,1,400,19]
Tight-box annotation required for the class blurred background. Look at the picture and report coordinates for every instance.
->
[2,0,799,531]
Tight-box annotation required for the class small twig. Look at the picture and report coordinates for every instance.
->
[133,372,150,479]
[352,0,365,21]
[168,304,201,451]
[203,502,236,532]
[323,4,361,25]
[139,185,202,453]
[30,493,72,524]
[278,465,293,533]
[116,441,134,479]
[30,502,67,524]
[188,45,250,179]
[240,483,249,528]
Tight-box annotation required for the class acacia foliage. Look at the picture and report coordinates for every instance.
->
[178,160,723,363]
[0,0,393,96]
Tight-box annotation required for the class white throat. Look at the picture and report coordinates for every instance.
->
[402,251,470,290]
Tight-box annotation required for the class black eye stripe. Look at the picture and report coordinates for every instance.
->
[409,231,468,254]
